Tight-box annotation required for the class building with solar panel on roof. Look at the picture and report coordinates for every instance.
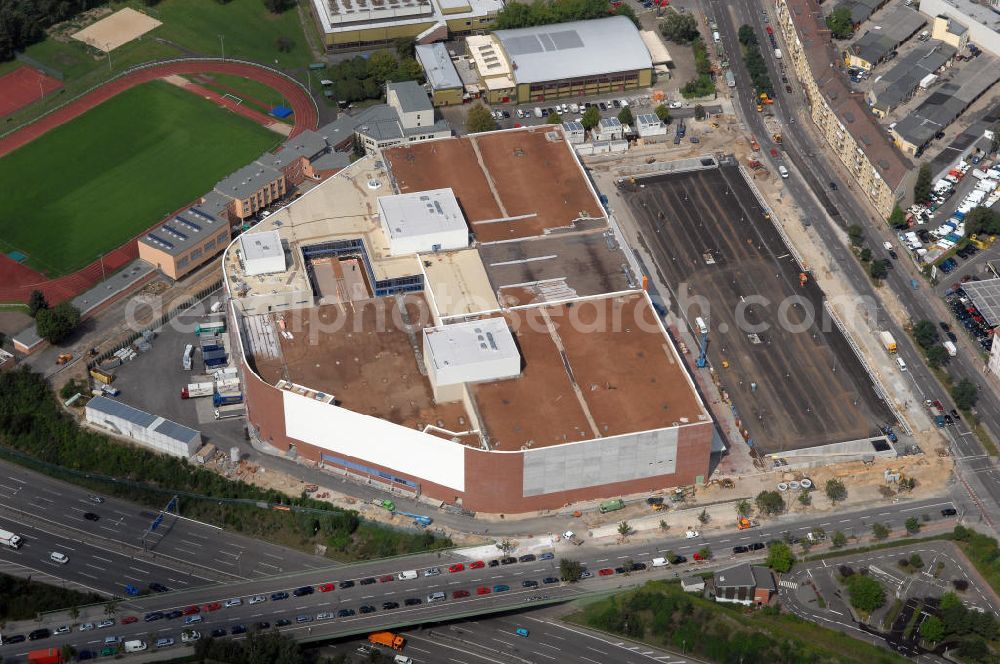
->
[467,16,653,105]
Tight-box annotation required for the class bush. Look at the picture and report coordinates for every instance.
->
[755,490,786,515]
[952,379,979,411]
[0,573,102,620]
[496,0,638,30]
[466,104,497,133]
[766,541,794,573]
[560,558,584,582]
[660,10,700,44]
[36,302,80,344]
[825,479,847,504]
[844,574,885,613]
[826,6,854,39]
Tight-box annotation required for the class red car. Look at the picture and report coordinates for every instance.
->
[476,586,492,595]
[693,552,704,561]
[469,560,485,569]
[766,25,773,35]
[182,606,200,616]
[121,616,138,625]
[318,583,335,592]
[379,575,395,583]
[203,602,222,612]
[598,568,615,576]
[453,590,470,599]
[448,563,465,573]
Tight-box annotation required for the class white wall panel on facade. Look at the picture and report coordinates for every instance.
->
[282,390,465,491]
[522,426,679,496]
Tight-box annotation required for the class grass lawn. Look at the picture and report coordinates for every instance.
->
[0,80,280,276]
[2,0,316,126]
[184,72,292,120]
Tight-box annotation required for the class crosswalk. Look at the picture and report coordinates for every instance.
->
[779,579,799,590]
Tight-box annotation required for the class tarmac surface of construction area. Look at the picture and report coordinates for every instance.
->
[622,163,893,452]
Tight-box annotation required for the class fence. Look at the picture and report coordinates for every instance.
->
[14,51,64,80]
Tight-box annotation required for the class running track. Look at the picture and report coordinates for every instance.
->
[0,59,317,158]
[0,60,317,305]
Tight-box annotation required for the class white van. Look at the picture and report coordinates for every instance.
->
[210,300,224,313]
[778,165,790,178]
[397,570,418,581]
[124,640,147,653]
[712,31,721,43]
[534,107,543,118]
[652,557,669,567]
[896,357,907,372]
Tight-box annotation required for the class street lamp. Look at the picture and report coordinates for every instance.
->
[219,34,225,61]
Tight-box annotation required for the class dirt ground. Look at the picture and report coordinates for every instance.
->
[71,7,161,53]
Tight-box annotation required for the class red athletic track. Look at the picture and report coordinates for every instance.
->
[0,60,317,305]
[0,66,63,116]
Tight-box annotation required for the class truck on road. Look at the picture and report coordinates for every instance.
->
[27,649,63,664]
[0,528,23,549]
[943,340,957,357]
[563,530,584,545]
[181,382,214,399]
[369,632,406,651]
[879,331,897,353]
[213,392,243,407]
[599,498,625,513]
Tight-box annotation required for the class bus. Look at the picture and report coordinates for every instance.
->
[195,321,226,336]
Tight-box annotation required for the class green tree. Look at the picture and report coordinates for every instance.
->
[825,6,854,39]
[654,104,670,123]
[913,319,939,348]
[738,24,757,46]
[766,542,794,573]
[394,37,416,59]
[581,106,601,130]
[914,162,933,203]
[888,204,907,227]
[617,106,634,126]
[547,112,563,124]
[275,35,294,53]
[560,558,584,582]
[659,519,669,532]
[869,259,889,280]
[698,509,710,525]
[659,10,700,44]
[845,574,885,613]
[825,479,847,504]
[60,645,77,662]
[466,104,498,133]
[735,499,752,517]
[965,206,1000,235]
[35,302,80,344]
[952,378,979,411]
[920,615,945,644]
[263,0,294,13]
[847,224,864,246]
[908,553,923,568]
[697,546,712,560]
[617,521,631,539]
[926,345,950,368]
[859,247,872,263]
[831,530,847,548]
[798,491,812,506]
[27,290,48,318]
[872,523,890,540]
[755,490,786,516]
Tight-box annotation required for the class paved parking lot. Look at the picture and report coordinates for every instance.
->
[107,292,247,451]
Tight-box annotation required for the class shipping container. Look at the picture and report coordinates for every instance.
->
[599,498,625,513]
[195,321,226,336]
[89,368,115,385]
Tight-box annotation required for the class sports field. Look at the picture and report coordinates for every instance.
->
[0,80,280,276]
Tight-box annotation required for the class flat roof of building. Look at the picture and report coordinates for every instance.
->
[424,316,519,375]
[388,80,432,114]
[848,7,925,66]
[495,16,652,85]
[416,43,463,90]
[925,0,1000,36]
[309,0,502,35]
[379,188,466,241]
[240,229,283,263]
[383,127,605,242]
[87,396,199,443]
[833,0,882,26]
[639,29,672,65]
[252,294,471,432]
[471,292,707,450]
[869,42,955,112]
[422,248,500,318]
[216,162,282,200]
[480,230,636,306]
[784,0,912,188]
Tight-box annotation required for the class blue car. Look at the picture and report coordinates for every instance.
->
[493,584,510,593]
[270,591,289,601]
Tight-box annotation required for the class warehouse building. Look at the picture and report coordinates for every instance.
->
[774,0,914,218]
[920,0,1000,56]
[891,53,1000,155]
[867,42,955,117]
[85,396,201,458]
[833,0,888,28]
[224,127,716,513]
[309,0,502,51]
[416,43,464,106]
[138,207,231,280]
[468,16,653,104]
[844,6,926,71]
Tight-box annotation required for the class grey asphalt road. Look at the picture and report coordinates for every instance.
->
[0,458,328,596]
[0,496,958,661]
[705,0,1000,526]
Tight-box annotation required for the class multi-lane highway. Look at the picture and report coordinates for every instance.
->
[0,459,328,596]
[0,496,958,661]
[705,0,1000,523]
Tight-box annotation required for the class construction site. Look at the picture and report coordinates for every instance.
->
[619,163,894,453]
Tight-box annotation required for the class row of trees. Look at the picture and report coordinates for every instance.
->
[0,368,451,560]
[738,24,773,97]
[327,53,424,104]
[495,0,638,30]
[913,320,980,409]
[847,223,891,281]
[0,572,102,621]
[681,38,716,99]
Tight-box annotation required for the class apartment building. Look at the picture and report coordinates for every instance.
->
[774,0,914,218]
